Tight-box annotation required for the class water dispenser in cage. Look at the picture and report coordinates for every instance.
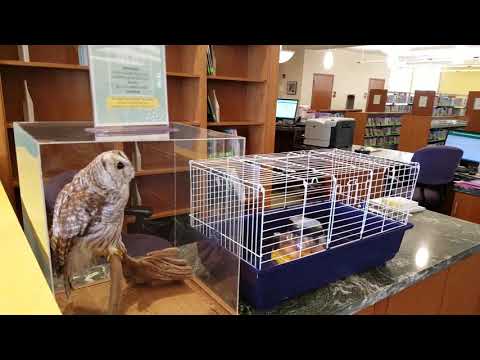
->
[189,148,420,309]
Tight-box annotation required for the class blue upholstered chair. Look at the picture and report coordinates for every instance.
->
[412,146,463,211]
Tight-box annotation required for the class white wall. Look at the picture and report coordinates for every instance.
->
[410,64,442,92]
[388,67,413,92]
[300,49,390,110]
[278,47,305,100]
[386,64,442,93]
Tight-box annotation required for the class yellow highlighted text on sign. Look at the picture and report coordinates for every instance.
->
[107,96,159,109]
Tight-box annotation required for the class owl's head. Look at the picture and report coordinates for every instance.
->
[95,150,135,190]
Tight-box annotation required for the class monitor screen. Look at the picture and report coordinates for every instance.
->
[276,99,298,120]
[445,130,480,163]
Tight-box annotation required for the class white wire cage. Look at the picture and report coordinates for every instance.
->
[189,148,420,271]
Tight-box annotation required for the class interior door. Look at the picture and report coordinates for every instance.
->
[368,78,385,91]
[311,74,334,110]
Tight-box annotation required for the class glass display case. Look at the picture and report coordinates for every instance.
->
[14,121,245,315]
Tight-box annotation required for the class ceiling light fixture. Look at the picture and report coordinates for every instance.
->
[323,50,334,70]
[279,45,295,64]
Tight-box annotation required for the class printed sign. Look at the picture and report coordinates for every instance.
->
[418,95,428,108]
[373,94,381,105]
[88,45,169,127]
[474,97,480,110]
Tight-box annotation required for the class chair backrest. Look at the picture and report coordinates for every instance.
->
[411,146,463,186]
[44,171,77,219]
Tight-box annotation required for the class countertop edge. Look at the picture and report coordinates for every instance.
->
[339,242,480,315]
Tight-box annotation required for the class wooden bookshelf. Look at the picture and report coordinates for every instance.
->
[346,111,368,145]
[0,45,279,220]
[347,111,402,149]
[398,115,431,152]
[398,115,468,152]
[207,121,263,126]
[465,91,480,132]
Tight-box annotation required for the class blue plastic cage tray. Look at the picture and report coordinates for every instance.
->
[239,201,413,310]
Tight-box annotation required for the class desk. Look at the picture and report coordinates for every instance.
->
[240,146,480,315]
[351,145,413,162]
[274,125,305,153]
[451,188,480,224]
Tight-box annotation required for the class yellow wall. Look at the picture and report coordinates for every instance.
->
[438,69,480,95]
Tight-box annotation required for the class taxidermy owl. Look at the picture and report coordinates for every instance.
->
[50,150,135,298]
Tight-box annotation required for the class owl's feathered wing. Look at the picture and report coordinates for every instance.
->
[51,182,104,297]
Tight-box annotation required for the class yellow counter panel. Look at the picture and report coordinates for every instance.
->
[0,183,60,315]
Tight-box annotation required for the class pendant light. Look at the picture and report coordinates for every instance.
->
[279,45,295,64]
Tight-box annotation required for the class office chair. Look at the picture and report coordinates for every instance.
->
[411,146,463,211]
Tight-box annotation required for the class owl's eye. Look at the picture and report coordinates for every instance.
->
[117,162,125,170]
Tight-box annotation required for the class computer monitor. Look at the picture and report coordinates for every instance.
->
[445,130,480,164]
[276,98,299,120]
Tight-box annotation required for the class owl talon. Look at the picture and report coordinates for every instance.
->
[107,248,124,262]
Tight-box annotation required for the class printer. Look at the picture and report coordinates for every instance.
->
[304,117,356,150]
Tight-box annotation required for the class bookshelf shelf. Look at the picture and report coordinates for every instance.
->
[135,166,190,177]
[0,60,88,71]
[207,75,265,83]
[167,72,200,78]
[366,125,400,128]
[207,121,263,126]
[365,134,399,138]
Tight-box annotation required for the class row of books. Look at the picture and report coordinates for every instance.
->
[364,136,399,147]
[429,129,449,142]
[207,89,220,122]
[207,129,242,159]
[387,92,413,105]
[78,45,89,66]
[365,127,400,137]
[385,104,411,113]
[435,96,466,108]
[432,107,465,116]
[206,45,216,76]
[367,116,402,127]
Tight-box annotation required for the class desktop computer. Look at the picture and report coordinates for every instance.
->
[445,130,480,176]
[276,98,299,125]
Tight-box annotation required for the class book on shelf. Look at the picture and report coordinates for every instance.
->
[78,45,89,66]
[207,92,219,122]
[206,45,216,76]
[22,80,35,122]
[212,89,220,121]
[211,45,216,75]
[17,45,29,62]
[132,142,142,171]
[207,89,220,122]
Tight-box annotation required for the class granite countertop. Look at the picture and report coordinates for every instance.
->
[240,209,480,315]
